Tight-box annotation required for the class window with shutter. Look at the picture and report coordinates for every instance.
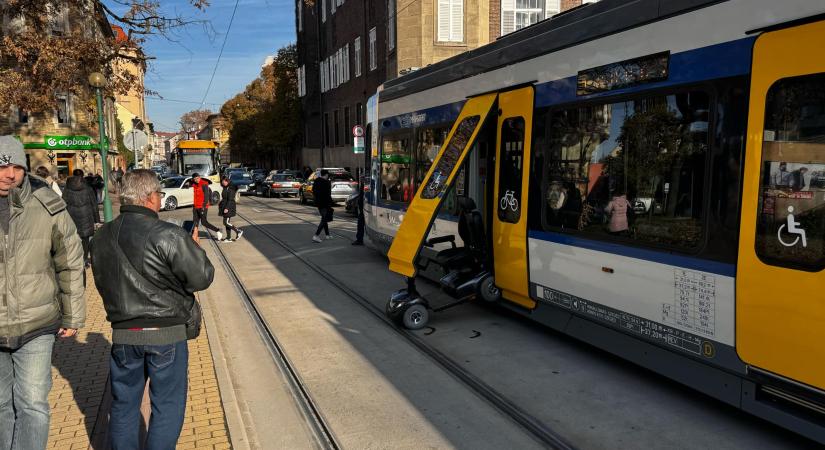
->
[369,27,377,70]
[388,0,396,51]
[354,37,362,77]
[331,0,336,15]
[321,0,326,22]
[438,0,463,42]
[344,45,350,82]
[545,0,560,17]
[449,0,463,42]
[501,0,515,36]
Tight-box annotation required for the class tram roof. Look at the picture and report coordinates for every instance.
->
[380,0,728,102]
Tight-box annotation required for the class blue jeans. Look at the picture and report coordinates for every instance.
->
[109,341,188,450]
[0,334,55,450]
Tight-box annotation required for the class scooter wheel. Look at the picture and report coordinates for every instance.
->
[479,275,501,303]
[402,304,429,330]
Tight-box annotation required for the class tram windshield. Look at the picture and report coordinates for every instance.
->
[182,154,213,176]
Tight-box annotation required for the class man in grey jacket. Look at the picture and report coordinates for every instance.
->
[0,135,86,450]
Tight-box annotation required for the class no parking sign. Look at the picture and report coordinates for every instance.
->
[353,125,365,154]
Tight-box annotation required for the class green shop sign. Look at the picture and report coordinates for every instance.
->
[23,135,106,150]
[380,154,411,164]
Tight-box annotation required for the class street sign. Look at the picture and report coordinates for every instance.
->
[353,125,365,154]
[123,129,148,153]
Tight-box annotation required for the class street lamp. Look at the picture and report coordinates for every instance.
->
[88,71,113,222]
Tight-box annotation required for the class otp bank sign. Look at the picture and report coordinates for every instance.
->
[45,136,94,149]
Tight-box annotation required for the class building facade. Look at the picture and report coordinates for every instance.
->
[197,114,230,164]
[111,25,154,168]
[1,2,123,179]
[296,0,391,172]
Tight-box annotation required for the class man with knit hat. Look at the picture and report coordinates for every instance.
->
[0,135,86,449]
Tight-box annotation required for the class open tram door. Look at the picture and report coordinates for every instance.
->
[386,93,499,329]
[738,18,825,407]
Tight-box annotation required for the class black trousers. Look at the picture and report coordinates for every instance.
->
[223,215,240,239]
[81,236,91,263]
[193,208,220,233]
[316,207,330,236]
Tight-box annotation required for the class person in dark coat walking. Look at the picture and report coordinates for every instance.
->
[312,170,333,243]
[218,177,242,242]
[64,169,100,266]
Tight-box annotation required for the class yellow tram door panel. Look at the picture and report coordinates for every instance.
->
[388,93,498,277]
[491,87,536,309]
[737,19,825,390]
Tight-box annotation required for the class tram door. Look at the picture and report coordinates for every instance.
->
[491,87,536,309]
[738,19,825,390]
[388,93,497,277]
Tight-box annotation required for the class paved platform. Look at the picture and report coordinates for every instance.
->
[46,268,231,449]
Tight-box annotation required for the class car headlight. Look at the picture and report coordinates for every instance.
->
[160,192,166,198]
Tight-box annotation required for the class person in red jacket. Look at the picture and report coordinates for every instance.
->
[191,173,222,241]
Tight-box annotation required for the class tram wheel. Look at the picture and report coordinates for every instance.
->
[402,304,429,330]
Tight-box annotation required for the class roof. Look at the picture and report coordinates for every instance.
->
[380,0,728,102]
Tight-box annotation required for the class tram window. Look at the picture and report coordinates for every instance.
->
[498,117,525,223]
[536,91,709,249]
[755,73,825,271]
[381,135,412,202]
[415,126,450,189]
[422,115,480,200]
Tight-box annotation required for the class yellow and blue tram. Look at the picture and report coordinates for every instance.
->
[363,0,825,442]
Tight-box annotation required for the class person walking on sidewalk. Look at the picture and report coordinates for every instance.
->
[218,177,242,242]
[91,169,215,450]
[63,169,100,268]
[0,135,86,450]
[191,173,222,242]
[312,169,333,243]
[34,166,62,196]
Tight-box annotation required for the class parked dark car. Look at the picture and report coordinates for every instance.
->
[229,172,256,195]
[258,173,303,198]
[222,167,248,180]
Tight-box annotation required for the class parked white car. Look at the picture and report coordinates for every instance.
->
[160,176,223,211]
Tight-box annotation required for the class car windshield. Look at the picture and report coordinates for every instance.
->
[273,175,294,181]
[230,173,251,181]
[161,178,183,188]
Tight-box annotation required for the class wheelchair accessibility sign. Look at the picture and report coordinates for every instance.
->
[778,206,807,248]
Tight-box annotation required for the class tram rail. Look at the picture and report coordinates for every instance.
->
[232,206,575,450]
[207,235,341,450]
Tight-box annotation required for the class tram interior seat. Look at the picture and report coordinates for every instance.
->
[423,197,487,297]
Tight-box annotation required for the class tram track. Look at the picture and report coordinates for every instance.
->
[232,206,576,450]
[207,235,341,450]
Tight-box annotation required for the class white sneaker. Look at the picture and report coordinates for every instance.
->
[326,235,333,240]
[237,230,244,240]
[222,239,233,243]
[216,231,224,241]
[312,235,322,243]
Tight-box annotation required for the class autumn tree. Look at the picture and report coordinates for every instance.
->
[0,0,209,112]
[179,109,214,133]
[221,44,301,168]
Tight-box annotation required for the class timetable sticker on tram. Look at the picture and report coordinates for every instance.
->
[536,284,711,358]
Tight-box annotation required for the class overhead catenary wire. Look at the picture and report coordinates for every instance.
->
[199,0,241,109]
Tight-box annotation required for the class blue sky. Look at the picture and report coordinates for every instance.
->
[126,0,296,131]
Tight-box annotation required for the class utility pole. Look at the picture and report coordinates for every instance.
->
[316,0,326,168]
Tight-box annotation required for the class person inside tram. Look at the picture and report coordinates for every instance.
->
[560,181,583,229]
[605,189,632,235]
[790,166,809,192]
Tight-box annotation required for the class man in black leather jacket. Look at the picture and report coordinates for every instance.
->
[91,169,214,449]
